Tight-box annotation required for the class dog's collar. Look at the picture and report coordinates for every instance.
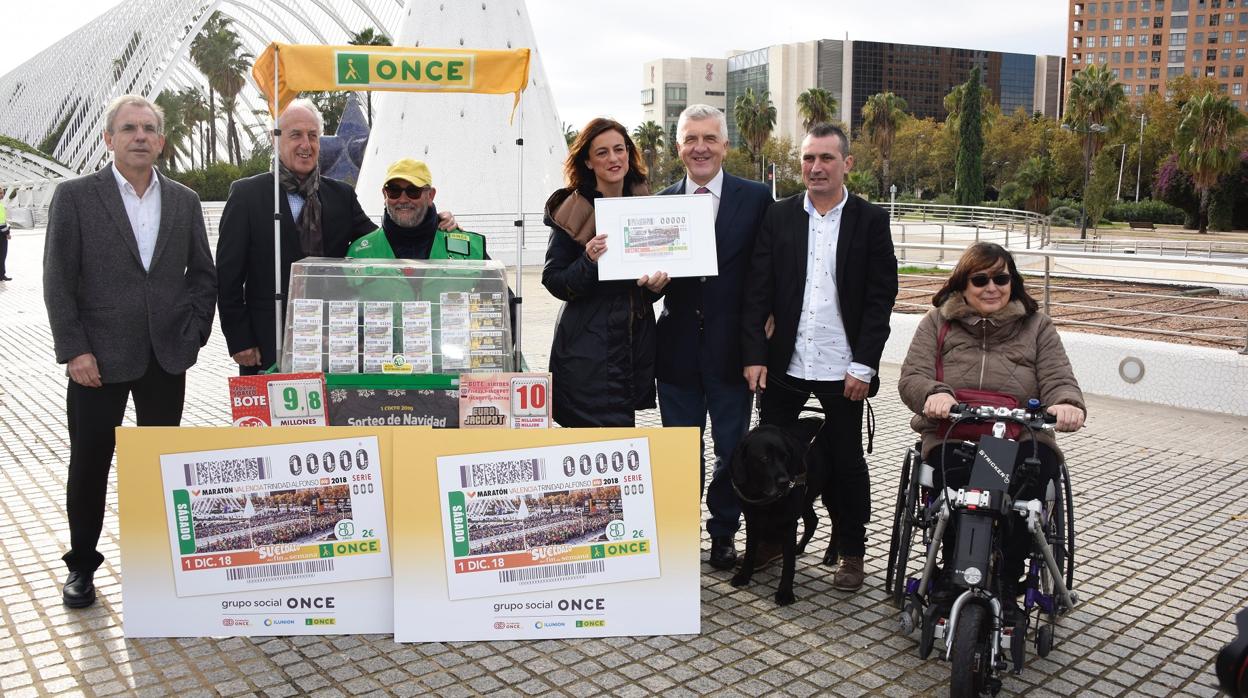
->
[732,472,808,506]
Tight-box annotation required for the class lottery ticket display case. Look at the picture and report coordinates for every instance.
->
[280,257,514,376]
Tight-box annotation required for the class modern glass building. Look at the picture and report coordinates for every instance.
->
[646,38,1064,149]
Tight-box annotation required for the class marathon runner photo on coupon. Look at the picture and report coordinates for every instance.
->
[436,438,661,601]
[158,437,391,598]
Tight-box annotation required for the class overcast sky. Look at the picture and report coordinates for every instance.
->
[1,0,1069,129]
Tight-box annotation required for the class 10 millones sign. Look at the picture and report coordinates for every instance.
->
[336,50,475,89]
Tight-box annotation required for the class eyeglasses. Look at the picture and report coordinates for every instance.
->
[969,273,1012,288]
[383,182,429,200]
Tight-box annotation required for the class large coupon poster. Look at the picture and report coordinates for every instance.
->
[118,427,405,637]
[392,428,700,641]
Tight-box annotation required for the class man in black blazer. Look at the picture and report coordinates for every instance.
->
[742,123,898,591]
[43,95,217,608]
[216,99,375,373]
[658,105,773,570]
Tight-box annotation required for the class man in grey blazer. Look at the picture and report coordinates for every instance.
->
[43,94,217,609]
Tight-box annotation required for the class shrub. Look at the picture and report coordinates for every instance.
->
[1050,206,1081,228]
[1103,199,1186,225]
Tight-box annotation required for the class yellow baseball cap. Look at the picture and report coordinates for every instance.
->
[384,158,432,187]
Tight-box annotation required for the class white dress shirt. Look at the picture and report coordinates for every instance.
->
[111,164,161,271]
[683,168,724,220]
[786,187,876,384]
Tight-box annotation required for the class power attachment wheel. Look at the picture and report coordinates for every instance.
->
[950,603,992,698]
[900,598,921,635]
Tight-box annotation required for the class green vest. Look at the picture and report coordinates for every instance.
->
[0,201,7,226]
[346,227,486,260]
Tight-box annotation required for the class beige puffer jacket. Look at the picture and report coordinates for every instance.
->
[897,295,1086,457]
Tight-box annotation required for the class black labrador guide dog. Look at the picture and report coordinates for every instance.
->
[729,416,836,605]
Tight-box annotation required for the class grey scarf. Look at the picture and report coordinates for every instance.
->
[278,163,323,255]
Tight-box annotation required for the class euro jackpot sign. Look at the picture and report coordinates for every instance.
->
[336,50,474,90]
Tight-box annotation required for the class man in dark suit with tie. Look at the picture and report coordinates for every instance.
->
[43,95,217,608]
[742,123,898,591]
[215,98,375,374]
[658,105,773,570]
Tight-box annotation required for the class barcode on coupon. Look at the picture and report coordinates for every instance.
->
[497,559,604,584]
[460,457,545,488]
[184,456,271,486]
[225,559,333,582]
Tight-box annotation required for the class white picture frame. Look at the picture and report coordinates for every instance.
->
[594,194,718,281]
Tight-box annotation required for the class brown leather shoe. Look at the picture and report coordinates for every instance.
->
[832,556,865,591]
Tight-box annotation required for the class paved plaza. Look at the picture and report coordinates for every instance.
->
[0,228,1245,697]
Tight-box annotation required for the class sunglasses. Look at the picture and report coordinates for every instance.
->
[383,182,429,200]
[969,273,1012,288]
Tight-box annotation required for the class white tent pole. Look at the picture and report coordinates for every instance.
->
[513,94,524,369]
[272,46,283,367]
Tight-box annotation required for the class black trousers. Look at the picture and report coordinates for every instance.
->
[63,357,185,573]
[759,373,871,557]
[0,229,8,277]
[928,440,1061,587]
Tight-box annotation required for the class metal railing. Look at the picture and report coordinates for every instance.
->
[1048,236,1248,259]
[887,202,1051,262]
[894,241,1248,353]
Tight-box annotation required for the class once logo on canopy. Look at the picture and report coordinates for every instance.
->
[336,51,475,89]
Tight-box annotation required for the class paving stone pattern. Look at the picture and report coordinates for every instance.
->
[0,230,1244,696]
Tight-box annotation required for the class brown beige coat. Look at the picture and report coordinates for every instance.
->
[897,295,1086,457]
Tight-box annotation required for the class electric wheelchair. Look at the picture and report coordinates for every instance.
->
[884,402,1079,697]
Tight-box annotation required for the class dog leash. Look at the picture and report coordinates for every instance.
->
[752,383,876,455]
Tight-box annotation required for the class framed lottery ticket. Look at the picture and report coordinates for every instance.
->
[391,428,701,642]
[594,194,717,281]
[117,427,402,637]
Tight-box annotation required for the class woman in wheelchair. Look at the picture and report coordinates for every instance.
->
[897,242,1086,618]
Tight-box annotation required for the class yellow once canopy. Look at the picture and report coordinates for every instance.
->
[252,42,531,117]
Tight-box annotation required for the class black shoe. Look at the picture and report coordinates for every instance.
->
[62,570,96,608]
[0,276,10,281]
[709,536,738,570]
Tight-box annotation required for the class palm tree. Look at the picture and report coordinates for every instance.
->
[190,12,231,162]
[179,87,210,170]
[561,122,578,147]
[1176,91,1248,233]
[154,90,191,172]
[1012,155,1055,213]
[733,87,776,178]
[796,87,837,132]
[861,92,909,197]
[632,121,665,187]
[214,48,253,165]
[348,27,391,125]
[1064,63,1128,158]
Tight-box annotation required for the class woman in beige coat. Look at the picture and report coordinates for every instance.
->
[898,242,1085,610]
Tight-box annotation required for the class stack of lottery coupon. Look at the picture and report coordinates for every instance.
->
[327,301,360,373]
[289,299,324,372]
[400,301,434,373]
[468,292,508,371]
[439,292,471,371]
[362,302,395,373]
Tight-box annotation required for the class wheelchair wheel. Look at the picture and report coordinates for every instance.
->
[1061,461,1075,591]
[887,445,922,609]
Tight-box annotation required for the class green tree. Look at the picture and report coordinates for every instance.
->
[861,92,908,198]
[761,136,803,197]
[154,90,191,172]
[955,66,985,206]
[179,87,210,170]
[561,122,578,147]
[189,12,230,163]
[213,46,253,165]
[733,88,776,177]
[1064,63,1128,158]
[1012,154,1056,213]
[1175,91,1248,233]
[306,92,348,134]
[890,117,940,196]
[796,87,837,132]
[632,120,665,188]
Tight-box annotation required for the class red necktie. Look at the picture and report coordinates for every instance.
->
[694,186,710,194]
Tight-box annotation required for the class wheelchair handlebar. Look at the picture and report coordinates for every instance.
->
[949,403,1056,431]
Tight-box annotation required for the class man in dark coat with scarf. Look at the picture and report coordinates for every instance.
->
[215,99,376,374]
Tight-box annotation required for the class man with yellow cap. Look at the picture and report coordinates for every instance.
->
[348,158,486,260]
